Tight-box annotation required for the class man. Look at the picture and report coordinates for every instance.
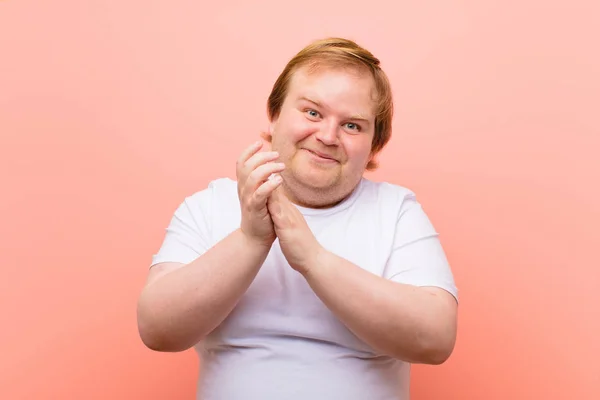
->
[137,37,458,399]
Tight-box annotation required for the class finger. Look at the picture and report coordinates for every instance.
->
[252,174,283,208]
[266,190,283,218]
[246,161,285,190]
[244,151,280,173]
[267,184,280,206]
[236,141,263,170]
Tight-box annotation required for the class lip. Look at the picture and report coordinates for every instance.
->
[304,148,338,162]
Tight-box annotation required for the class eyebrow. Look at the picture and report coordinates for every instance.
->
[299,96,372,122]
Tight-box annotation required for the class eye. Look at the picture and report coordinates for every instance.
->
[344,122,361,132]
[305,109,321,119]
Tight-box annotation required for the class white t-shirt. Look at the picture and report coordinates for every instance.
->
[151,177,458,400]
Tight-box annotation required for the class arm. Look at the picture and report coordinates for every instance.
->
[137,140,285,352]
[137,228,271,352]
[301,248,457,365]
[268,186,458,365]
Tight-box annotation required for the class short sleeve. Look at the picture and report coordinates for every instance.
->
[150,189,213,267]
[383,193,458,302]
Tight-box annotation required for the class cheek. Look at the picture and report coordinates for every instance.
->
[276,117,314,146]
[342,137,373,162]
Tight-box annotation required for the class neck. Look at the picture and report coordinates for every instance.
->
[281,180,358,209]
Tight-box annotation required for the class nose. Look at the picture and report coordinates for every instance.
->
[315,121,339,146]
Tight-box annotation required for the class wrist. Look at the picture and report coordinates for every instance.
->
[298,243,328,277]
[237,228,274,252]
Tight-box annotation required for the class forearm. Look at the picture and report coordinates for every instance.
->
[137,228,271,352]
[302,249,457,364]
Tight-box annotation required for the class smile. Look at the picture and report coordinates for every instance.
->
[304,149,338,163]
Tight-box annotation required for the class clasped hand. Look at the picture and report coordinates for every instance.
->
[236,140,323,275]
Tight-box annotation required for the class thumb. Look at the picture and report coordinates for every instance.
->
[268,183,284,215]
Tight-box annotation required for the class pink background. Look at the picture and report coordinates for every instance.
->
[1,1,598,398]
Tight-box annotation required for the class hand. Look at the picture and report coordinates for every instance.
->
[236,141,285,247]
[267,186,324,274]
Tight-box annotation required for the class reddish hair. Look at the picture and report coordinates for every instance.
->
[267,37,393,170]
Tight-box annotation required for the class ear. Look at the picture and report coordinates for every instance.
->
[257,124,272,152]
[368,150,375,163]
[365,150,378,170]
[268,119,277,139]
[259,130,271,142]
[260,120,276,146]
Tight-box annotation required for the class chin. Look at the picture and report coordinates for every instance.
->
[292,164,340,189]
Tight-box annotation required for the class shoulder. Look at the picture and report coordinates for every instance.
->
[354,179,430,228]
[179,177,238,215]
[359,179,440,241]
[186,177,238,202]
[358,178,418,208]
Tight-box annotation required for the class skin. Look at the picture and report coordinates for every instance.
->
[266,66,458,364]
[137,65,458,364]
[267,66,376,208]
[136,142,284,351]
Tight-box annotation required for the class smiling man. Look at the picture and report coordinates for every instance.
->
[137,37,458,400]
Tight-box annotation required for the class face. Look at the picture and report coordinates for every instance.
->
[268,66,377,208]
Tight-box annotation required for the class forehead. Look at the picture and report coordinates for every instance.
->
[286,65,377,117]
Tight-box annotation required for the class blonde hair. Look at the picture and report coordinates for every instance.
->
[266,37,393,170]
